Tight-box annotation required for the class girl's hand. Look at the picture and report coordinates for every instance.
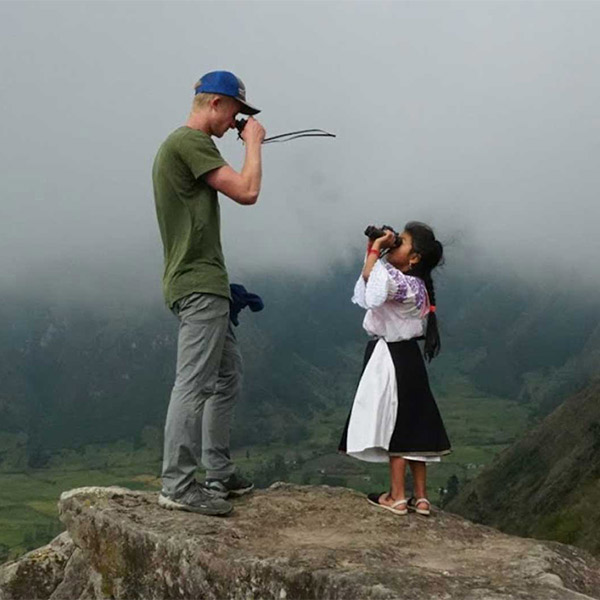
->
[372,230,396,250]
[364,231,392,280]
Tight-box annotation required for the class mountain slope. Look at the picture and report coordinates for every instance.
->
[447,379,600,555]
[1,264,599,461]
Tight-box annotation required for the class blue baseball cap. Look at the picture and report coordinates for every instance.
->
[194,71,260,115]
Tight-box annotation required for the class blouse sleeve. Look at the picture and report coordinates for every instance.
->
[351,274,367,308]
[385,264,429,311]
[363,261,392,308]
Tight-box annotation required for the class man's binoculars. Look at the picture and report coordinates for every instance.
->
[235,118,247,136]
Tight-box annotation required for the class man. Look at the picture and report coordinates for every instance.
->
[152,71,265,516]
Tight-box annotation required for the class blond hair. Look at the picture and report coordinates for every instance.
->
[192,90,220,111]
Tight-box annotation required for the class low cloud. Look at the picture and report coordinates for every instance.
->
[1,1,599,297]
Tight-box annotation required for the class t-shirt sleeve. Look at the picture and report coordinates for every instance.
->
[178,131,227,179]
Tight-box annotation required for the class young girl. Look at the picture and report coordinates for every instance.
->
[339,221,451,516]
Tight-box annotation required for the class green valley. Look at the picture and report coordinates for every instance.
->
[1,263,598,561]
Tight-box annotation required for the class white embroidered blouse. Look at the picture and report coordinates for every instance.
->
[352,259,430,342]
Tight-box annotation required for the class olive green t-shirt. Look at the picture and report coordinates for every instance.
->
[152,127,229,307]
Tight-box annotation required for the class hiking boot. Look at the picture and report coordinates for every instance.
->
[203,473,254,499]
[158,482,233,516]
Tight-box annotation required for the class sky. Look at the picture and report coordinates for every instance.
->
[2,0,600,300]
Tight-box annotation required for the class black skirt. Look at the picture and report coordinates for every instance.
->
[339,339,451,457]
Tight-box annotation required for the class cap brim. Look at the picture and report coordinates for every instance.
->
[237,98,261,115]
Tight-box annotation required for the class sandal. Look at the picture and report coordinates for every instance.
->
[367,492,408,515]
[408,497,431,516]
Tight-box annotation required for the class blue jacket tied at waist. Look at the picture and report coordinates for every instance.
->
[229,284,264,326]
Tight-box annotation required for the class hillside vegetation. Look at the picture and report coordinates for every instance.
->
[1,262,599,559]
[447,379,600,555]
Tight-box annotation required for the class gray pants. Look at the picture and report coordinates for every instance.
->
[161,292,242,498]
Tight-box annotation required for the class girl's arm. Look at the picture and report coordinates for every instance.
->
[362,231,396,281]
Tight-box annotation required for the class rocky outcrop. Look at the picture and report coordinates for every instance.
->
[2,484,600,599]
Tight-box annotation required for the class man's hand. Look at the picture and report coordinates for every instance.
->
[241,117,266,145]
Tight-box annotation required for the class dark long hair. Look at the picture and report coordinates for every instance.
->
[404,221,444,362]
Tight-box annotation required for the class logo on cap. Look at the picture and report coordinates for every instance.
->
[194,70,260,115]
[237,80,247,100]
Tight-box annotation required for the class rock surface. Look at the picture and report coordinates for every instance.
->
[2,483,600,599]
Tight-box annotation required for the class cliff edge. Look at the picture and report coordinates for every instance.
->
[1,484,600,599]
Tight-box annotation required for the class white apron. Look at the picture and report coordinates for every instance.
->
[345,338,441,464]
[346,339,397,462]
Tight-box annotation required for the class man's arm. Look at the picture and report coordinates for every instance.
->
[204,118,265,205]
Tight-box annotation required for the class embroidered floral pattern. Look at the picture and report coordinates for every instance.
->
[410,277,427,310]
[384,263,408,301]
[384,263,427,308]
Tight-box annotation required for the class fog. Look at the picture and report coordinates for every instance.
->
[2,1,599,299]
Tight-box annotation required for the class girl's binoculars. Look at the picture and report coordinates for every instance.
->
[364,225,402,247]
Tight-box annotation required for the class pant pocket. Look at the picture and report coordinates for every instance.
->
[177,293,229,322]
